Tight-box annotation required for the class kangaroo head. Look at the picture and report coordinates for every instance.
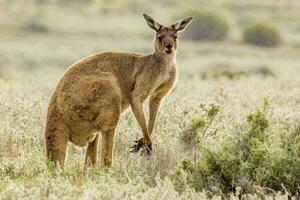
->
[143,13,193,55]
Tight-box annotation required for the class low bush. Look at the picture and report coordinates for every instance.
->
[242,22,281,47]
[252,65,275,77]
[177,10,229,41]
[172,99,300,197]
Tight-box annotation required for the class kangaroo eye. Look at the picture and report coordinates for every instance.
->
[157,36,163,42]
[174,35,178,40]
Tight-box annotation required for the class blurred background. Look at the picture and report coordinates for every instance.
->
[1,0,300,81]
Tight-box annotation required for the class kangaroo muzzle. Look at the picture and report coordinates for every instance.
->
[165,44,173,54]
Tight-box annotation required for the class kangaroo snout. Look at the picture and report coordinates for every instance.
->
[165,44,173,54]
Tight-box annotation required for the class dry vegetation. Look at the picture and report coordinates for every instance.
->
[1,0,300,199]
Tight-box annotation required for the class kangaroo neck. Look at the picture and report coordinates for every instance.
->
[152,51,176,67]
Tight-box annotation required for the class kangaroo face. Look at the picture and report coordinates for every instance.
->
[155,27,178,54]
[143,14,193,55]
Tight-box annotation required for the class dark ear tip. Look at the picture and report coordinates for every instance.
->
[143,13,149,18]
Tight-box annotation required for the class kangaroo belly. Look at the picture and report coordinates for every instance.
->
[70,132,98,146]
[55,72,122,130]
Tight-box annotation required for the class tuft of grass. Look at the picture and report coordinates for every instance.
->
[179,103,220,150]
[242,22,281,47]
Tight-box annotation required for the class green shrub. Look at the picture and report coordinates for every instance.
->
[172,99,300,196]
[178,10,229,41]
[251,65,275,77]
[179,103,220,149]
[242,23,281,47]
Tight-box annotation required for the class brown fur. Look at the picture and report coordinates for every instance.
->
[45,14,193,167]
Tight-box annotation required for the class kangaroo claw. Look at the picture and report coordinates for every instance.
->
[130,139,143,153]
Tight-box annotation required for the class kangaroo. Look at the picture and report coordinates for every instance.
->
[45,14,193,167]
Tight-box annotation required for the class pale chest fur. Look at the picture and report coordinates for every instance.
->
[151,59,177,92]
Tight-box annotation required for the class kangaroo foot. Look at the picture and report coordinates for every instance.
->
[141,142,152,156]
[130,138,144,153]
[130,138,152,156]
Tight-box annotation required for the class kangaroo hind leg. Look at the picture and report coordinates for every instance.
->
[99,110,120,167]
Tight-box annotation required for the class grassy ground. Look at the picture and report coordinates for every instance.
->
[1,0,300,199]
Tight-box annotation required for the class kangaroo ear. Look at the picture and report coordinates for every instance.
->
[143,13,162,32]
[171,16,194,32]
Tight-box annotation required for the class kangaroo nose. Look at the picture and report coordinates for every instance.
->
[165,44,173,49]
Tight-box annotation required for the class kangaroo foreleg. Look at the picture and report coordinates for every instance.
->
[130,96,152,155]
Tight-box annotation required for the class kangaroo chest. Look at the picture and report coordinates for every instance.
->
[154,69,170,87]
[151,63,175,92]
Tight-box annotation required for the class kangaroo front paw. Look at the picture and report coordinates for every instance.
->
[130,138,144,153]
